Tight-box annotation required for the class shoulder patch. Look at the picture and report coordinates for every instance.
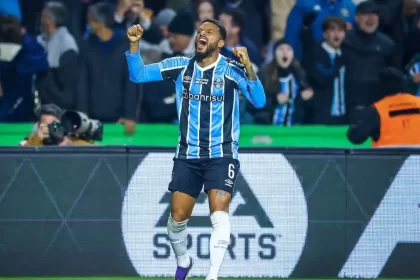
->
[227,58,246,71]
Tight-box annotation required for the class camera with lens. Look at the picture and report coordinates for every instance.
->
[45,111,103,145]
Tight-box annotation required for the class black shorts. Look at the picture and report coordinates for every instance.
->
[168,158,240,198]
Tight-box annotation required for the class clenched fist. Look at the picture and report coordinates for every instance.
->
[127,24,144,43]
[233,46,251,67]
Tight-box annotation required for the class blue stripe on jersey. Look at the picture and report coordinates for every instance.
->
[273,75,299,126]
[187,64,202,158]
[209,59,226,158]
[232,88,240,159]
[126,51,266,159]
[273,77,288,125]
[175,68,187,158]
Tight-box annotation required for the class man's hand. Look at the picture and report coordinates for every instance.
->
[37,123,50,140]
[301,88,314,101]
[413,74,420,84]
[277,93,289,104]
[127,24,143,42]
[233,46,251,67]
[118,118,136,135]
[127,24,144,53]
[59,136,73,146]
[116,0,133,17]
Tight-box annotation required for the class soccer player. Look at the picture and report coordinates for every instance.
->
[125,19,266,280]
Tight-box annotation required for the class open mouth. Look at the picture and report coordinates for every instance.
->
[197,37,207,50]
[282,57,289,63]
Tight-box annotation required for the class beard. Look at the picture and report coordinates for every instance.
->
[195,41,218,61]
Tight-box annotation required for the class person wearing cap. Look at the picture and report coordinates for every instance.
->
[342,0,397,122]
[165,11,196,58]
[155,8,177,38]
[347,67,420,147]
[114,0,163,44]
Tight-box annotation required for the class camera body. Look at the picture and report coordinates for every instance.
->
[44,111,103,145]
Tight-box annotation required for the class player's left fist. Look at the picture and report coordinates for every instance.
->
[233,46,251,67]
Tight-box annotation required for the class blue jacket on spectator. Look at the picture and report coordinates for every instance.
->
[285,0,356,59]
[0,0,21,20]
[0,34,48,122]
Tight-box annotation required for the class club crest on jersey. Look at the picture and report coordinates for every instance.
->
[213,77,224,89]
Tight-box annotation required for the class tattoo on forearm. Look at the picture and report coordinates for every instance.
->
[216,190,227,196]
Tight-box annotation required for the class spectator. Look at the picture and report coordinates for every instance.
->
[136,8,177,64]
[306,17,347,124]
[137,11,195,62]
[154,8,177,38]
[0,15,48,122]
[342,1,396,121]
[164,11,196,58]
[400,0,420,66]
[195,0,218,30]
[35,1,80,111]
[347,67,420,147]
[217,0,268,50]
[373,0,420,67]
[139,12,196,123]
[77,2,137,134]
[257,39,313,125]
[406,41,420,96]
[285,0,356,60]
[218,8,261,66]
[114,0,163,44]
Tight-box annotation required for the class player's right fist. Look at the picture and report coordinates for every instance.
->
[127,24,144,42]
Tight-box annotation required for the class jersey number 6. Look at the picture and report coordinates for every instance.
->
[228,163,235,179]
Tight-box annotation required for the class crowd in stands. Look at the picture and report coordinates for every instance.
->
[1,0,420,133]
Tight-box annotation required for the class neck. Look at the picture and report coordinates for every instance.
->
[196,52,219,68]
[225,35,240,47]
[324,41,340,50]
[46,26,57,36]
[356,26,376,38]
[97,28,114,41]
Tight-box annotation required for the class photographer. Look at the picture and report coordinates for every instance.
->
[24,104,95,146]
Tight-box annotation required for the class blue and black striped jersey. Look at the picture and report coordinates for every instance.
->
[125,51,266,159]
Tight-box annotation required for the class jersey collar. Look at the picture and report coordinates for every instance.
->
[194,54,222,72]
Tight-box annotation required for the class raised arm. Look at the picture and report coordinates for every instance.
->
[231,47,266,108]
[126,25,189,83]
[126,24,162,83]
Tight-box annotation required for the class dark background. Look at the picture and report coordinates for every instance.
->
[0,147,419,277]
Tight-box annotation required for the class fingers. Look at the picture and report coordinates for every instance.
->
[233,46,247,56]
[136,24,143,33]
[127,24,143,36]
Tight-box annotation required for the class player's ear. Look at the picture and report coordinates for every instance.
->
[218,39,225,48]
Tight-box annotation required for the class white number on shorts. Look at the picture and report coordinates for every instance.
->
[228,163,235,179]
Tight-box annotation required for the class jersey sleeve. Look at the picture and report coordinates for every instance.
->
[158,56,191,80]
[228,64,266,108]
[125,51,189,83]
